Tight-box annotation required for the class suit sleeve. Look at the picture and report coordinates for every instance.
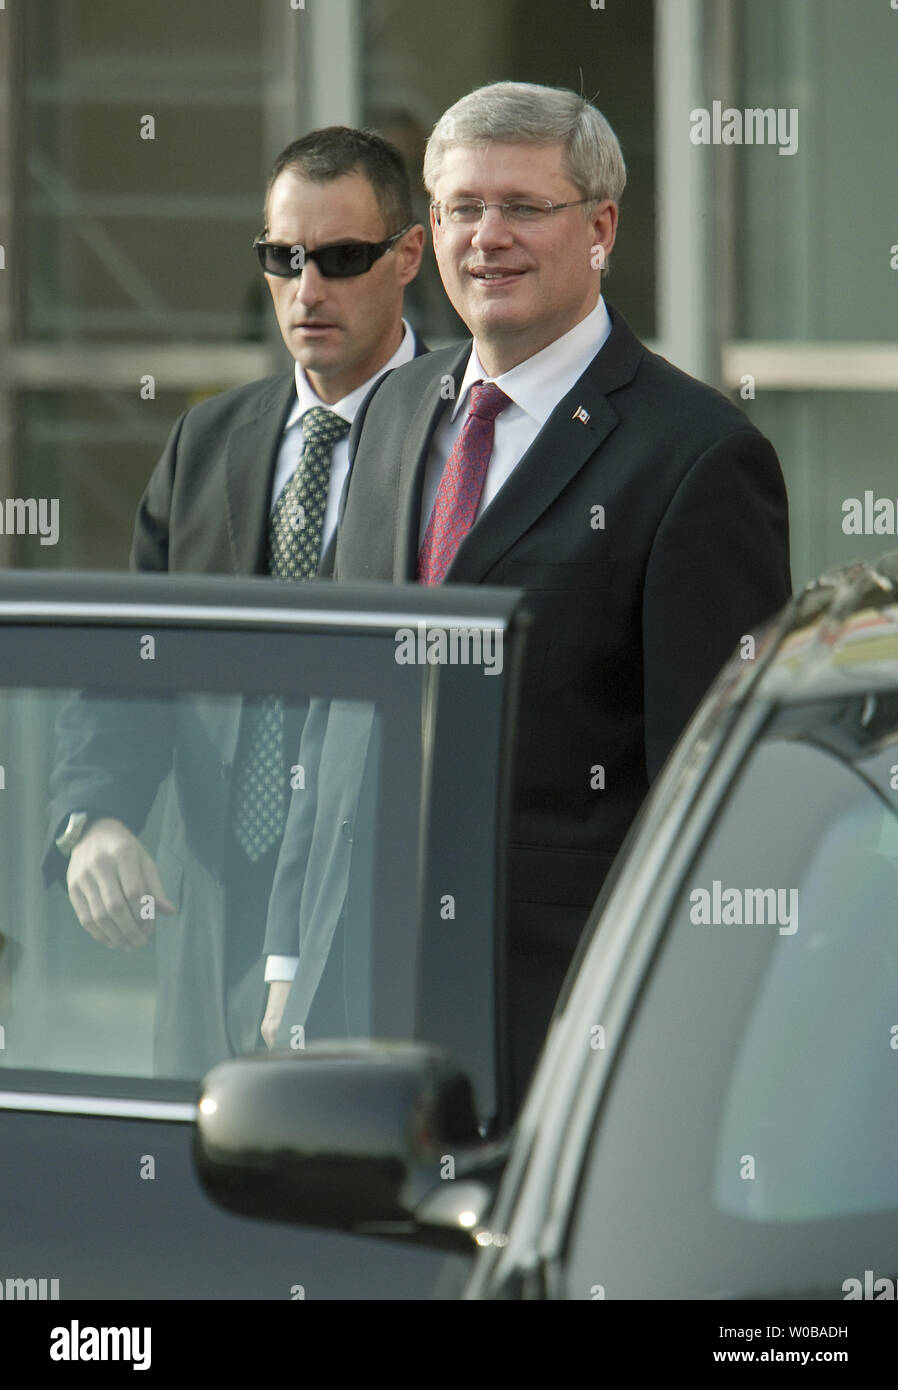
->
[642,428,791,781]
[263,696,330,957]
[130,408,188,572]
[42,413,188,885]
[42,692,174,884]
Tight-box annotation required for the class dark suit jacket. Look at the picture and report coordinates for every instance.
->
[44,338,428,1077]
[329,303,792,1100]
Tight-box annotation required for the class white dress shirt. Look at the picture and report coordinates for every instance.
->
[419,296,612,541]
[265,319,416,985]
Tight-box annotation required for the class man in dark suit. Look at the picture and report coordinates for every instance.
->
[265,83,792,1107]
[43,127,426,1077]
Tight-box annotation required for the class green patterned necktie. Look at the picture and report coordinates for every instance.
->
[232,407,351,860]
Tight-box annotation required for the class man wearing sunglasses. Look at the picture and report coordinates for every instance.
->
[270,82,791,1110]
[46,127,426,1079]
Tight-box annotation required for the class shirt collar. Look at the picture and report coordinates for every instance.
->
[450,296,612,424]
[286,318,417,428]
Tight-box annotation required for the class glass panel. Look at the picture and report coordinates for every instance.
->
[15,389,192,571]
[1,688,383,1080]
[0,602,510,1119]
[564,692,898,1299]
[736,0,897,343]
[724,0,898,593]
[748,391,898,591]
[362,0,656,343]
[18,0,266,345]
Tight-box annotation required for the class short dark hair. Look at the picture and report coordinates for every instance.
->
[264,127,413,234]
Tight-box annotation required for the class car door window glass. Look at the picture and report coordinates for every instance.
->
[0,597,515,1122]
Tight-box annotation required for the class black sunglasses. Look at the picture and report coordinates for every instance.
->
[253,224,412,279]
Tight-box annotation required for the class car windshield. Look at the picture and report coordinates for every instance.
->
[564,690,898,1299]
[0,578,518,1122]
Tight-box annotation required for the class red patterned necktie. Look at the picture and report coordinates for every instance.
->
[417,381,512,585]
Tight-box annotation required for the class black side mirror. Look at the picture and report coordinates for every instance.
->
[193,1041,501,1250]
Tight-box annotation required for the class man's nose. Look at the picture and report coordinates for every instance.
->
[472,206,515,251]
[294,258,327,304]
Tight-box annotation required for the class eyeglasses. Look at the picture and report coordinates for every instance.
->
[430,197,598,227]
[253,223,412,278]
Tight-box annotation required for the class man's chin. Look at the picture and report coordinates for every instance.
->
[292,345,341,375]
[464,303,533,345]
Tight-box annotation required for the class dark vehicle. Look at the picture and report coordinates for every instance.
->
[195,555,898,1300]
[0,571,526,1298]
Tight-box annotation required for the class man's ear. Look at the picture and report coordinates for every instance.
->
[591,199,618,263]
[399,223,426,285]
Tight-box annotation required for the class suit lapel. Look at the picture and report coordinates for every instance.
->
[224,371,296,574]
[446,387,618,584]
[394,344,470,578]
[446,305,645,583]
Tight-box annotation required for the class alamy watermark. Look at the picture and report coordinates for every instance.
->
[50,1321,151,1371]
[0,497,59,546]
[394,623,503,676]
[0,1274,59,1299]
[690,102,799,157]
[843,1270,898,1300]
[841,491,898,535]
[689,880,798,935]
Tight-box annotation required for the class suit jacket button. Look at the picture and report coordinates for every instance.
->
[340,820,352,843]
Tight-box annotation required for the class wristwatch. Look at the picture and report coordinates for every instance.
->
[55,811,92,856]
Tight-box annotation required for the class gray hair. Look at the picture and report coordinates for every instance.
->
[423,81,627,212]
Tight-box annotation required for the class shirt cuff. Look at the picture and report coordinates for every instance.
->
[264,955,299,983]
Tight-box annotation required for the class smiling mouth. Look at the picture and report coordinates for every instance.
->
[468,268,527,286]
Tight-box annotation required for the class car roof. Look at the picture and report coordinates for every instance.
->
[732,551,898,705]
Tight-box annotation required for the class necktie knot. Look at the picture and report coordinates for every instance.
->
[301,406,351,450]
[468,381,512,422]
